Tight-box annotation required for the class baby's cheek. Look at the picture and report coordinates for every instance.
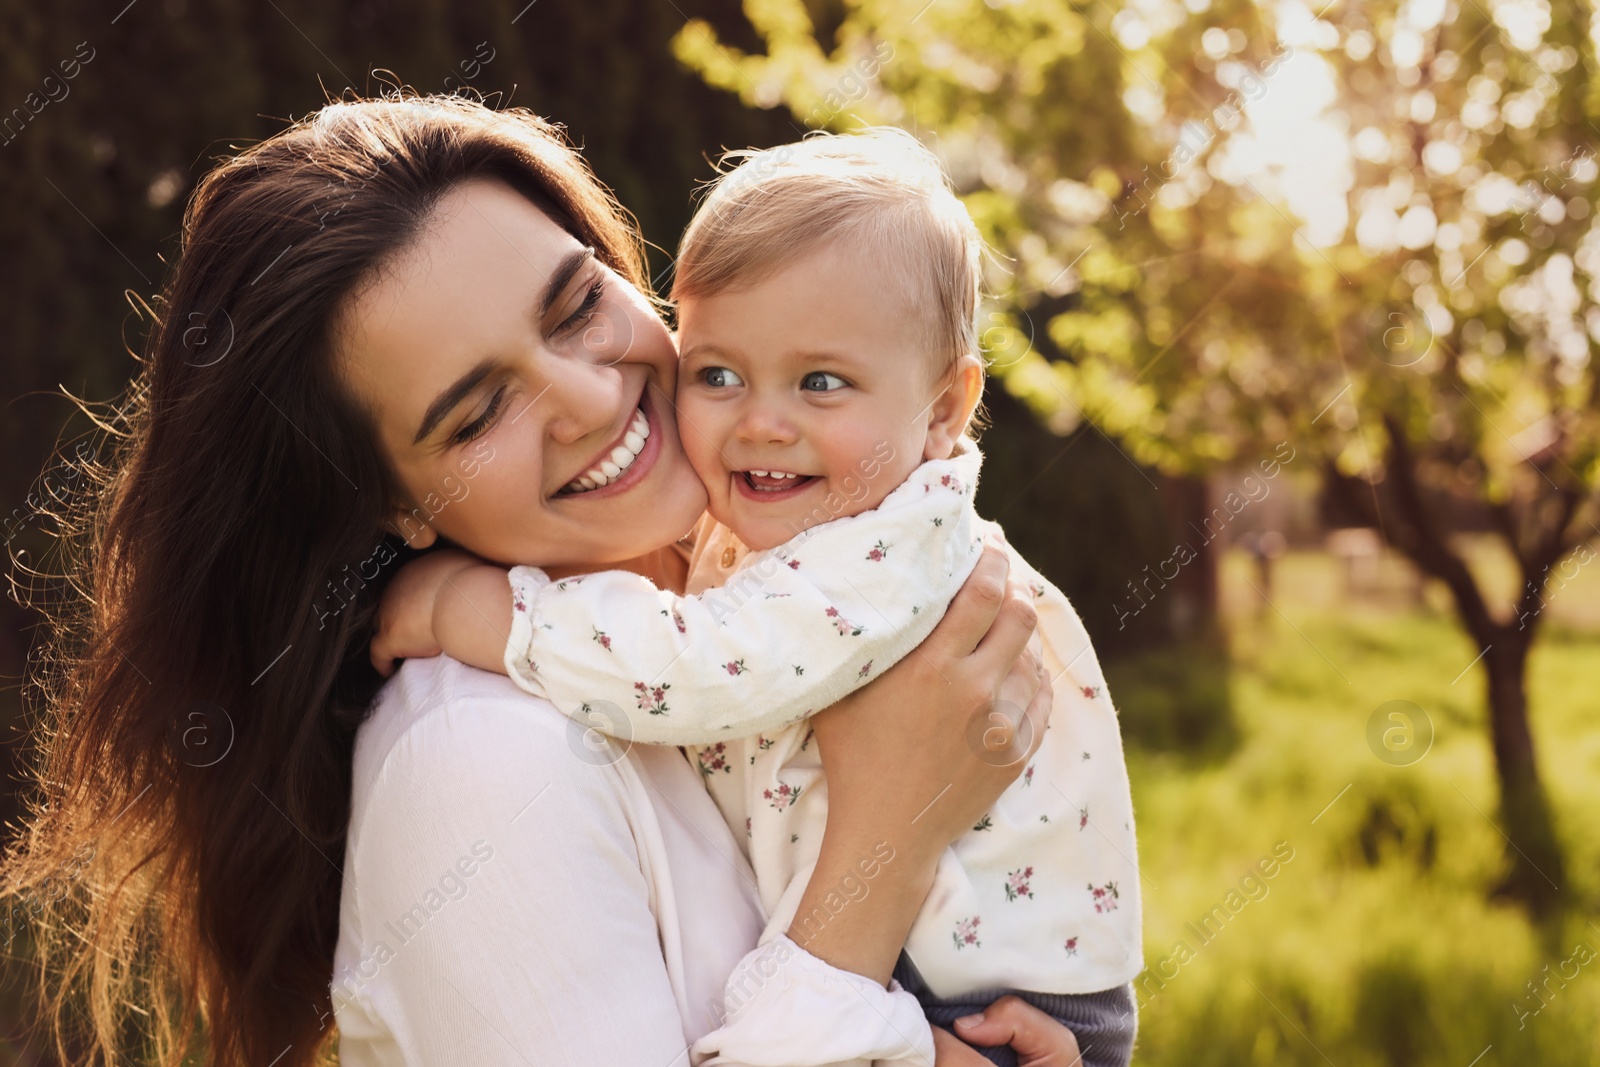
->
[835,431,920,507]
[675,396,725,489]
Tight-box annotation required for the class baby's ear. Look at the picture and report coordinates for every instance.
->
[923,354,985,461]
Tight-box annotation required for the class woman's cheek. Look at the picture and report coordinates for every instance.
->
[458,434,534,532]
[458,438,494,478]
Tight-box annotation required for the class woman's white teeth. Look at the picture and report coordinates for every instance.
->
[564,406,651,494]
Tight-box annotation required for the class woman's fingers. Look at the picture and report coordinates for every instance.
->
[952,996,1083,1067]
[811,542,1052,871]
[976,636,1044,766]
[970,572,1039,678]
[930,546,1011,658]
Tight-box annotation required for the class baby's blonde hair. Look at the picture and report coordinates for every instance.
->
[672,127,982,375]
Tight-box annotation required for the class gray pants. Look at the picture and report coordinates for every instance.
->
[891,952,1136,1067]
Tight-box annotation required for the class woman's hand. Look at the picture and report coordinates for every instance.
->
[934,996,1084,1066]
[786,543,1051,983]
[815,541,1050,864]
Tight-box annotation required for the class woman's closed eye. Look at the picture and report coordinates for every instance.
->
[801,371,848,393]
[700,366,744,388]
[557,278,606,335]
[451,384,507,445]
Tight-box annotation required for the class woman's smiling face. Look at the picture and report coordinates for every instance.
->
[337,177,707,568]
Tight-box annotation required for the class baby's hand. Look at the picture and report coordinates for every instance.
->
[370,549,482,677]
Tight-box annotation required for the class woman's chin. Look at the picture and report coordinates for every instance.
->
[656,466,711,539]
[585,463,708,566]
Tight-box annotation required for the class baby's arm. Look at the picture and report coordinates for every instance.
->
[505,452,985,746]
[432,564,520,675]
[370,549,509,678]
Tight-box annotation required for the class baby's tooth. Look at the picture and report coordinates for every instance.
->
[632,411,649,435]
[752,470,768,477]
[590,469,611,486]
[623,430,645,453]
[611,445,635,467]
[578,476,597,490]
[600,460,621,478]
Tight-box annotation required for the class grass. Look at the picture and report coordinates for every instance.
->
[1107,548,1600,1067]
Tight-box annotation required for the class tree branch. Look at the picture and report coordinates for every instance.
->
[1379,415,1499,642]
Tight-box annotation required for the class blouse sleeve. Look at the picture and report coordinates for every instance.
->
[693,936,935,1067]
[501,450,985,748]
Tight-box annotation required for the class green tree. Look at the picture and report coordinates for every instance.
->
[674,0,1599,914]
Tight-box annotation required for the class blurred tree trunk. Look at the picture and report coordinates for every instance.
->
[1480,637,1562,912]
[1326,418,1573,916]
[1158,474,1219,637]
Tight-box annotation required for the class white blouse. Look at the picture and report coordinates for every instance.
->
[331,654,935,1066]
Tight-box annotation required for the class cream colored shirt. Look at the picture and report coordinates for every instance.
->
[499,447,1144,999]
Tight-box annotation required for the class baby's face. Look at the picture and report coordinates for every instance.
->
[675,240,944,551]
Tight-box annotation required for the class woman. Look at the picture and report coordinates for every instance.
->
[3,92,1077,1066]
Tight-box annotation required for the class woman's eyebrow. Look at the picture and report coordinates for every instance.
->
[412,247,596,444]
[414,358,497,444]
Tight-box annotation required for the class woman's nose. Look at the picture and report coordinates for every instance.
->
[538,360,627,445]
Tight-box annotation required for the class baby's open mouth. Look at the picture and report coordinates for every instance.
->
[740,470,818,493]
[559,404,649,494]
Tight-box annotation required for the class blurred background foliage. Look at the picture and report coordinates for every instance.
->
[677,0,1600,915]
[2,0,1598,1063]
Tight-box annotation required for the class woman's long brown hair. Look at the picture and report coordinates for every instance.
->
[2,90,651,1066]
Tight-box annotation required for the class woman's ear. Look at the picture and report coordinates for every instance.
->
[923,354,985,461]
[386,506,438,549]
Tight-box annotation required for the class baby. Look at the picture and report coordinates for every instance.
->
[379,129,1142,1066]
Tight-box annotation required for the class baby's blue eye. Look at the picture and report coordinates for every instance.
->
[702,367,745,388]
[801,372,848,392]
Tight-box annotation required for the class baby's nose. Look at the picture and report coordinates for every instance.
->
[735,405,799,444]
